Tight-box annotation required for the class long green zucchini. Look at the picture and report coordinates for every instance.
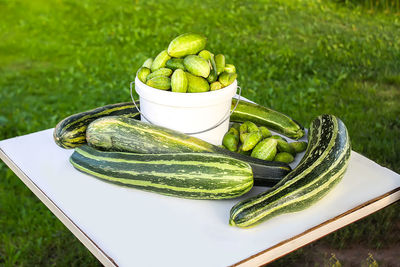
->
[54,98,304,148]
[229,114,351,228]
[54,102,140,148]
[231,99,305,140]
[86,116,291,187]
[70,145,253,199]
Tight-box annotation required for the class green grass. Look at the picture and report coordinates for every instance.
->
[1,0,399,265]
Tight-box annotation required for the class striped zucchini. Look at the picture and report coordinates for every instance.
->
[54,98,304,148]
[230,99,305,140]
[86,116,291,187]
[54,103,139,149]
[70,145,253,199]
[229,114,351,228]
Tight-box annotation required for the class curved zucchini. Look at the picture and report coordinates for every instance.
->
[70,145,253,199]
[230,99,305,140]
[86,116,291,186]
[230,114,351,228]
[53,102,139,148]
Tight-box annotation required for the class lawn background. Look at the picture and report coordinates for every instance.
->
[0,0,399,265]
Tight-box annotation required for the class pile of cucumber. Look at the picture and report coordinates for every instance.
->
[136,33,237,93]
[222,121,307,164]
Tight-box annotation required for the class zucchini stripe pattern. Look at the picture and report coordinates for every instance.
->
[54,102,139,148]
[86,116,292,187]
[229,114,351,228]
[230,99,305,140]
[70,145,253,199]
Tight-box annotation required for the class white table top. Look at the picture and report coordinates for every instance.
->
[1,128,399,267]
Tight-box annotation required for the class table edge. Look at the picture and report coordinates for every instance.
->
[0,148,118,267]
[232,187,400,266]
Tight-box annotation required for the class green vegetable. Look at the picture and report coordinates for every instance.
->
[53,103,139,149]
[276,139,295,155]
[274,152,294,163]
[146,76,171,90]
[230,114,351,228]
[207,72,217,83]
[230,99,305,140]
[259,126,272,138]
[215,54,225,75]
[210,81,222,91]
[70,145,253,200]
[224,64,236,73]
[146,67,173,81]
[186,72,210,93]
[151,50,171,72]
[219,72,237,87]
[291,141,308,153]
[166,58,186,70]
[250,138,278,161]
[142,58,153,69]
[242,131,262,151]
[222,132,239,152]
[184,55,210,78]
[171,69,188,93]
[198,50,214,60]
[167,33,207,58]
[137,67,151,83]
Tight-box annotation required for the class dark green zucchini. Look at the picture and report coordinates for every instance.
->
[70,145,253,199]
[54,102,139,148]
[229,114,351,228]
[86,116,291,187]
[230,99,305,140]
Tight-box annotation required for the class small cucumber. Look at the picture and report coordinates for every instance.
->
[242,131,263,151]
[251,138,278,161]
[224,64,236,73]
[274,152,294,164]
[222,132,239,152]
[171,69,188,93]
[228,127,239,138]
[146,68,173,81]
[166,58,186,70]
[207,72,217,83]
[210,81,222,91]
[198,50,214,60]
[137,67,151,83]
[146,76,171,90]
[184,55,210,78]
[186,72,210,93]
[230,99,305,140]
[143,58,153,69]
[215,54,225,75]
[240,132,249,144]
[167,33,207,58]
[219,72,237,87]
[259,126,272,138]
[290,141,308,153]
[276,139,295,155]
[151,50,171,72]
[240,121,259,134]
